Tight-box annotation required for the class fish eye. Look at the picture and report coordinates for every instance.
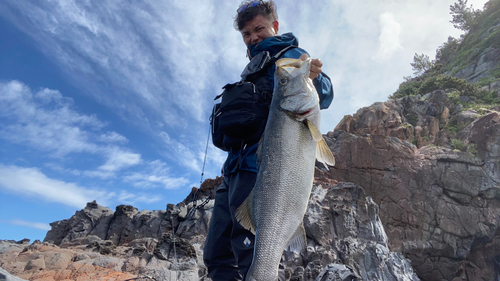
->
[279,78,288,85]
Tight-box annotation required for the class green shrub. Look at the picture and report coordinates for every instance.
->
[451,139,467,151]
[475,89,500,104]
[390,74,478,100]
[419,75,478,96]
[468,143,477,154]
[406,112,419,126]
[389,79,421,99]
[448,124,458,135]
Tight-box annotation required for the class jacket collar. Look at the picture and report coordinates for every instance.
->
[247,32,299,59]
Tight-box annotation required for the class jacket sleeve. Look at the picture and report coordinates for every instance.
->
[277,48,334,110]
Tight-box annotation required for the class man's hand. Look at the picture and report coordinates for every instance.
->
[299,53,323,80]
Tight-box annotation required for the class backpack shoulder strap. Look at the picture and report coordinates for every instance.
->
[266,45,298,67]
[243,45,298,81]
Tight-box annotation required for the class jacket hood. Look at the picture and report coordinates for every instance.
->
[247,32,299,59]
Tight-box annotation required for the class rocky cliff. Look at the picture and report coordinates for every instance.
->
[2,1,500,281]
[331,91,500,280]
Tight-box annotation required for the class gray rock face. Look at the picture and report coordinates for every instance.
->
[330,97,500,280]
[44,200,114,246]
[450,46,500,83]
[281,183,419,281]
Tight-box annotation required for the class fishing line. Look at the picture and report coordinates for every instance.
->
[200,124,211,185]
[172,227,178,281]
[186,125,212,220]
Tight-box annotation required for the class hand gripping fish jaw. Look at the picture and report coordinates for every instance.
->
[275,58,319,121]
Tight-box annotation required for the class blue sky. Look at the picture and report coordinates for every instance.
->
[0,0,487,242]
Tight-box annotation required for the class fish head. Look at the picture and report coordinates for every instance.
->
[274,57,320,121]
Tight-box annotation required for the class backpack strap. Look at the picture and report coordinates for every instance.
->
[244,45,298,81]
[268,45,298,65]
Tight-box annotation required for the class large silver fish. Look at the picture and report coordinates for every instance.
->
[236,57,335,281]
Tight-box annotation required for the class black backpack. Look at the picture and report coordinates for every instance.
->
[210,46,296,151]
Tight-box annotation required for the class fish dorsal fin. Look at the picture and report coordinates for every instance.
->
[306,120,335,169]
[287,223,307,252]
[235,189,256,234]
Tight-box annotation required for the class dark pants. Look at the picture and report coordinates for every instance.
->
[203,170,257,281]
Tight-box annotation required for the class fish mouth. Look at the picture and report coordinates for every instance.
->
[297,108,314,116]
[287,105,318,120]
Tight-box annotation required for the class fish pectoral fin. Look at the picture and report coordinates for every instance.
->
[287,224,307,252]
[235,190,256,234]
[306,119,336,169]
[316,139,336,169]
[306,120,323,142]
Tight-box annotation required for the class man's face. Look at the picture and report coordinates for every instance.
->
[240,14,279,46]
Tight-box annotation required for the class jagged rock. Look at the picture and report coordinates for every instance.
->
[335,91,454,149]
[106,204,139,245]
[154,233,196,261]
[44,200,114,246]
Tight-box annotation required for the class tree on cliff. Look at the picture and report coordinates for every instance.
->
[410,53,435,76]
[449,0,481,31]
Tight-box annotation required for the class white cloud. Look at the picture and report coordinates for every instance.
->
[7,220,51,231]
[44,163,82,176]
[123,160,189,190]
[82,170,115,179]
[159,131,201,173]
[98,148,142,172]
[375,12,403,60]
[83,148,142,179]
[99,132,128,143]
[0,165,114,208]
[0,80,147,178]
[117,191,163,205]
[0,80,102,156]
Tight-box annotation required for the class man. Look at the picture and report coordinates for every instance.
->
[204,1,333,280]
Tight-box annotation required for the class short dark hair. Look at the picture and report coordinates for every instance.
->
[234,0,278,31]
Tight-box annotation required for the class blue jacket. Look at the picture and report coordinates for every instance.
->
[223,32,334,175]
